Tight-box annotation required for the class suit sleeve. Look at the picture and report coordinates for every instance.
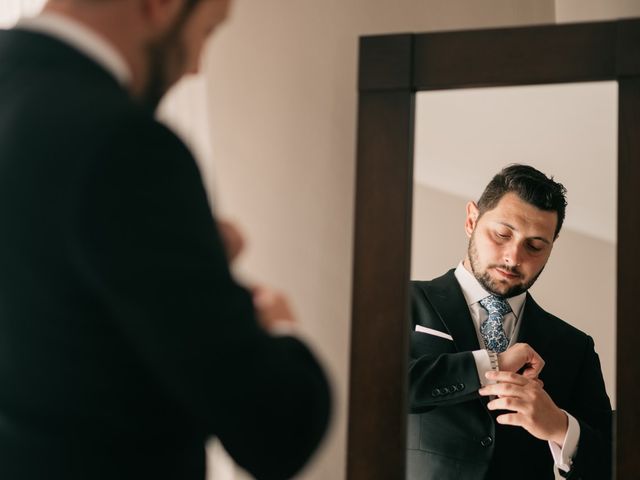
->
[409,283,481,413]
[560,336,612,479]
[71,117,331,480]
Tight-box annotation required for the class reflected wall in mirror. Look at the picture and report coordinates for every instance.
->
[409,82,616,479]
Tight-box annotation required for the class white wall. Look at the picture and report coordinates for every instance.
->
[153,0,640,478]
[556,0,640,22]
[198,1,555,478]
[414,83,619,243]
[165,0,640,478]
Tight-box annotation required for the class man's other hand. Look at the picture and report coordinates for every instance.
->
[497,343,545,379]
[252,286,297,332]
[479,371,568,445]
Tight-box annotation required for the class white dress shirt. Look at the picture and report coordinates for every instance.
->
[453,262,580,474]
[17,11,131,87]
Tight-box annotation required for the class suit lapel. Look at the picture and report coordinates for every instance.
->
[423,270,481,353]
[421,272,554,356]
[515,293,552,357]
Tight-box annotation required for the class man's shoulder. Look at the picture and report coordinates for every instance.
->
[0,27,132,114]
[411,269,457,294]
[0,31,183,153]
[525,294,594,345]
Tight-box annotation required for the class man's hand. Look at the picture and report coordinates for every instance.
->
[479,371,568,445]
[217,219,245,263]
[498,343,545,379]
[252,286,297,332]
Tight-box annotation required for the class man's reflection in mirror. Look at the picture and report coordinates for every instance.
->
[407,164,612,480]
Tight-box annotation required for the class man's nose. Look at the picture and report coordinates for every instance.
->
[503,242,524,267]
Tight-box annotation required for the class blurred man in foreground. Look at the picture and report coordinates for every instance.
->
[0,1,331,479]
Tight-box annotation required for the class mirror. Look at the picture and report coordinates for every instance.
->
[348,19,640,480]
[410,82,617,479]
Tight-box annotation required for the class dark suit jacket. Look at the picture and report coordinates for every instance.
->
[0,29,330,480]
[407,270,612,480]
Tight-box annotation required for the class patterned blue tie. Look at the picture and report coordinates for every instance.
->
[479,295,511,353]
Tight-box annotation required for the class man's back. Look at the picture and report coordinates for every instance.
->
[0,29,330,480]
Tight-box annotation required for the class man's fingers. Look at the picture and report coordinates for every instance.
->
[498,343,545,376]
[521,367,538,378]
[495,413,524,427]
[479,382,525,398]
[484,370,530,386]
[526,347,545,375]
[487,397,526,412]
[251,284,297,328]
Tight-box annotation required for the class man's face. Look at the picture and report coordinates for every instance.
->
[142,0,231,109]
[464,192,557,298]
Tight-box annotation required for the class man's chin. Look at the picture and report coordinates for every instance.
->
[484,276,526,298]
[489,284,511,297]
[498,283,528,298]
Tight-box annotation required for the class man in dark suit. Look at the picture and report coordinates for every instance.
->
[407,165,612,479]
[0,1,330,479]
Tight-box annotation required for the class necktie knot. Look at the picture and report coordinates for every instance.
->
[479,295,511,353]
[479,295,511,316]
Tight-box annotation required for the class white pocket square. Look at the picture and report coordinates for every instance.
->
[415,325,453,341]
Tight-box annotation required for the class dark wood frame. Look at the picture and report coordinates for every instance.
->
[348,19,640,480]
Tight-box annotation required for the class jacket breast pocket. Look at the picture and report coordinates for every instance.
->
[411,327,456,358]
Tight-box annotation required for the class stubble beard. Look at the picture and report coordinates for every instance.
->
[139,2,195,113]
[140,37,186,113]
[467,230,544,298]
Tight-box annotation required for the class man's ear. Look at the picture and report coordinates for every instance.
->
[140,0,186,32]
[465,201,479,238]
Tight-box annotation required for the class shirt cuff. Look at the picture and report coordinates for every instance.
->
[548,410,580,472]
[472,349,496,386]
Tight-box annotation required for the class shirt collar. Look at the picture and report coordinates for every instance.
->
[17,11,131,88]
[454,261,527,318]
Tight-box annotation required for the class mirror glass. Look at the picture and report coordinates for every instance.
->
[410,82,617,478]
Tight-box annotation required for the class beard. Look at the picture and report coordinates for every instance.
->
[467,230,545,298]
[139,1,197,113]
[140,35,186,113]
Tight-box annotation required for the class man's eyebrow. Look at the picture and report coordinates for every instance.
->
[497,222,552,244]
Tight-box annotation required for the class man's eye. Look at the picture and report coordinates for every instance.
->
[496,232,509,239]
[528,244,542,252]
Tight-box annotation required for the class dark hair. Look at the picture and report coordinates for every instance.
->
[477,164,567,238]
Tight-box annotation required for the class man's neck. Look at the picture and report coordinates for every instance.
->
[42,3,148,98]
[462,257,472,273]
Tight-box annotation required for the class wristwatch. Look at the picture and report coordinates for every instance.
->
[488,350,500,372]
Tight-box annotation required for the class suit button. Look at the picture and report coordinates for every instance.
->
[441,387,450,394]
[450,385,458,392]
[431,388,441,397]
[480,436,493,447]
[457,383,465,390]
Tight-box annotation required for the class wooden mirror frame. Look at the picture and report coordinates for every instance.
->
[347,19,640,480]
